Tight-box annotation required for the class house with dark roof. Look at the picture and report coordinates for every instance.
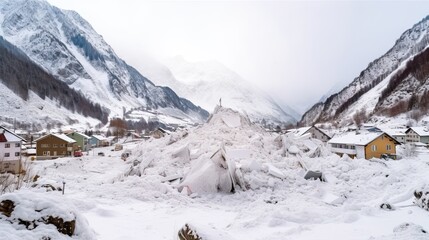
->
[0,126,26,174]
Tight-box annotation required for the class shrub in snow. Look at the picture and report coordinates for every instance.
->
[380,203,394,211]
[178,223,236,240]
[178,224,202,240]
[414,188,429,211]
[0,191,95,239]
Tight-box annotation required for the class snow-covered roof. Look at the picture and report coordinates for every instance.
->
[286,127,311,136]
[328,132,394,146]
[91,135,107,141]
[68,132,91,139]
[0,126,26,142]
[380,128,406,136]
[35,134,76,144]
[55,134,77,143]
[27,148,36,154]
[407,127,429,137]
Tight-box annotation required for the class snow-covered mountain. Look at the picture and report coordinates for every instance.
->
[0,0,208,124]
[300,16,429,126]
[143,56,297,125]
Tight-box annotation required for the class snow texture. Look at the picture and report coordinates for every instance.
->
[1,109,429,240]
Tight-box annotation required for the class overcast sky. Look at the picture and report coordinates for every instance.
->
[48,0,429,114]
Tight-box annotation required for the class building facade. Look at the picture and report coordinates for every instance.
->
[67,132,90,151]
[0,127,25,173]
[35,134,77,159]
[405,127,429,144]
[328,132,400,159]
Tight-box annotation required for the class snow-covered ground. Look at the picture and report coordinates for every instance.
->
[1,107,428,240]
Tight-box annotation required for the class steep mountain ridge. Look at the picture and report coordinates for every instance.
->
[0,0,208,123]
[0,36,106,127]
[300,16,429,126]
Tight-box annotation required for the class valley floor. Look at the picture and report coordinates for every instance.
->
[16,141,429,240]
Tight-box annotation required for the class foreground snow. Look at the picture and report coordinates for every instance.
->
[1,108,428,239]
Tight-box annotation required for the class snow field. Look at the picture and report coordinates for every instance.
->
[1,107,428,239]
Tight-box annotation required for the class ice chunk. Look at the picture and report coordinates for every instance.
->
[222,114,241,128]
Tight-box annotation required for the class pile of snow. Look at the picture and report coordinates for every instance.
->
[371,222,428,240]
[8,107,427,240]
[123,107,331,195]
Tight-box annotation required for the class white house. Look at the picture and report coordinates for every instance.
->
[0,127,26,174]
[405,127,429,144]
[286,126,332,142]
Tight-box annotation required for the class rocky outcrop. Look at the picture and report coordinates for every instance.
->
[0,198,76,237]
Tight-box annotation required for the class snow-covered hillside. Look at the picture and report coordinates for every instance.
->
[2,107,428,239]
[0,81,100,130]
[0,0,208,124]
[143,56,297,125]
[301,15,429,126]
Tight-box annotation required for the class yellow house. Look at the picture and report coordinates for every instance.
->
[328,132,400,160]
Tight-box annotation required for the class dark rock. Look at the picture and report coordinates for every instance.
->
[43,216,76,236]
[0,199,76,236]
[0,200,15,217]
[32,175,40,182]
[178,224,202,240]
[304,170,325,182]
[414,190,422,200]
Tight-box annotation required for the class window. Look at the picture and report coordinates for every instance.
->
[15,152,20,156]
[53,144,58,148]
[41,144,50,148]
[60,144,65,148]
[43,151,50,156]
[386,145,392,151]
[371,145,377,151]
[5,143,10,148]
[4,153,9,157]
[15,143,20,148]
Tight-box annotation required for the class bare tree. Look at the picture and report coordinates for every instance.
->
[0,157,34,195]
[353,109,366,128]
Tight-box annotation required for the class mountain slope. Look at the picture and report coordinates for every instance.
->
[300,16,429,126]
[0,0,208,123]
[144,56,297,125]
[0,36,106,127]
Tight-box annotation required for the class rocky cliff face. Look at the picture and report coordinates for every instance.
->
[0,0,208,123]
[300,16,429,126]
